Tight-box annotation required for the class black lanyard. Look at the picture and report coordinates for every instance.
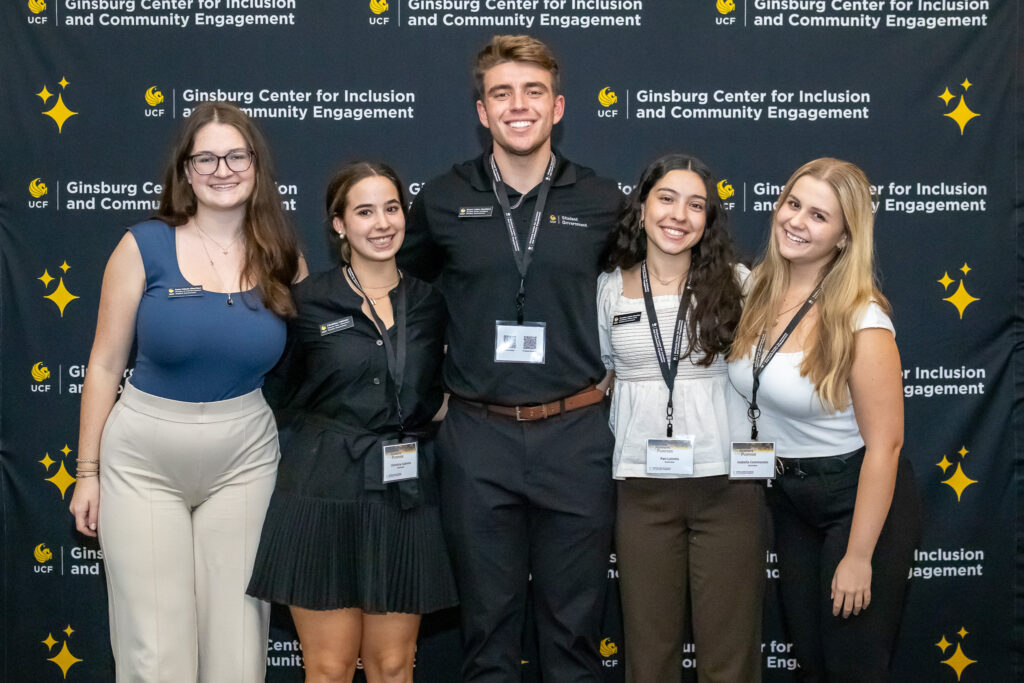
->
[346,266,409,431]
[489,154,556,324]
[640,261,691,438]
[748,283,823,440]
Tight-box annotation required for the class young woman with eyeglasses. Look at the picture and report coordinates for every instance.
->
[68,101,305,682]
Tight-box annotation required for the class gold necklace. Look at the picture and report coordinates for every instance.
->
[194,218,241,255]
[647,266,687,287]
[194,220,236,306]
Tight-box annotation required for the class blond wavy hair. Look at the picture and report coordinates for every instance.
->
[731,158,890,411]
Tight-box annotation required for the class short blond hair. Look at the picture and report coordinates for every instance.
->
[474,35,560,97]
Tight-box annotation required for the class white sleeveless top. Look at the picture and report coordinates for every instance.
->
[726,303,895,459]
[597,266,750,479]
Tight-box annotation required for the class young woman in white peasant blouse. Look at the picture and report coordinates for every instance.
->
[597,153,766,683]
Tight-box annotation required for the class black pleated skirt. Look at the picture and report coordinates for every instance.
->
[247,491,458,614]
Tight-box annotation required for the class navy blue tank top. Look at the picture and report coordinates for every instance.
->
[129,220,287,402]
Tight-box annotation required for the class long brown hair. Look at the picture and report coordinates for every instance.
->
[156,101,299,316]
[731,158,890,411]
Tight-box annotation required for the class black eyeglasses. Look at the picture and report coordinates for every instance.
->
[188,149,255,175]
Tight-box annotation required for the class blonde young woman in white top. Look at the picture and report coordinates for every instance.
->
[728,158,921,682]
[598,153,766,683]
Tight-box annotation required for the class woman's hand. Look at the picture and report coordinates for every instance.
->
[69,477,100,537]
[831,553,872,617]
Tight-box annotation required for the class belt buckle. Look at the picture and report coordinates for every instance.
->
[515,405,525,421]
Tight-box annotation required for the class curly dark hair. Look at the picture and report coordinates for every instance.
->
[600,153,743,366]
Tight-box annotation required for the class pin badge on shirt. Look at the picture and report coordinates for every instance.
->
[458,206,494,218]
[320,316,355,336]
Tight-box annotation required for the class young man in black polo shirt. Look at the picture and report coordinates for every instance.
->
[399,35,620,682]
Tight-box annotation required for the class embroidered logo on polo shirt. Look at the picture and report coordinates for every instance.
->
[549,214,589,228]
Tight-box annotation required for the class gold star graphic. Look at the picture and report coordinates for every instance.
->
[942,463,977,502]
[40,453,55,470]
[48,640,82,679]
[938,87,954,106]
[941,643,976,681]
[958,446,968,457]
[60,260,71,273]
[937,272,953,290]
[935,635,951,652]
[45,461,77,499]
[61,444,72,457]
[63,625,74,637]
[943,280,979,319]
[960,78,972,91]
[945,97,979,135]
[44,277,80,317]
[936,455,951,473]
[39,269,54,288]
[42,633,58,651]
[44,94,78,133]
[960,263,971,276]
[59,77,70,89]
[958,627,969,638]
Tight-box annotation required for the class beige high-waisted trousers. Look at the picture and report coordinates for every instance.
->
[98,380,279,682]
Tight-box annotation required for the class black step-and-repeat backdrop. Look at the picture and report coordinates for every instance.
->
[2,1,1020,680]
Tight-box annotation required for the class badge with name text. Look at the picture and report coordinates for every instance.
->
[320,316,355,336]
[729,441,776,479]
[458,206,494,218]
[382,439,419,483]
[494,321,546,364]
[612,312,642,325]
[645,437,695,476]
[167,285,204,298]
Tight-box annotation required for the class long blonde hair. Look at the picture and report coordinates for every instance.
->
[731,158,890,411]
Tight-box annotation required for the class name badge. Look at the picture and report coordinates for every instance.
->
[167,285,204,298]
[320,316,355,336]
[645,437,695,476]
[382,439,418,483]
[612,312,642,326]
[494,321,546,364]
[729,441,776,479]
[458,206,494,218]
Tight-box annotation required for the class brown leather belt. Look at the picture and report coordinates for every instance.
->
[454,386,606,422]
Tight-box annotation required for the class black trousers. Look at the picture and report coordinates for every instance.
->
[438,398,616,683]
[768,451,921,682]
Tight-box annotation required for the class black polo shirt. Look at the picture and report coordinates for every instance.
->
[398,151,622,405]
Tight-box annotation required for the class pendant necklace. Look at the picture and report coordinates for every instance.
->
[194,218,237,306]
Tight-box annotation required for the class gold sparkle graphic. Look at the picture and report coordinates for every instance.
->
[936,445,977,502]
[42,626,84,679]
[937,262,978,319]
[39,262,80,317]
[42,444,78,499]
[938,78,979,135]
[39,76,78,133]
[48,641,82,679]
[936,626,976,680]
